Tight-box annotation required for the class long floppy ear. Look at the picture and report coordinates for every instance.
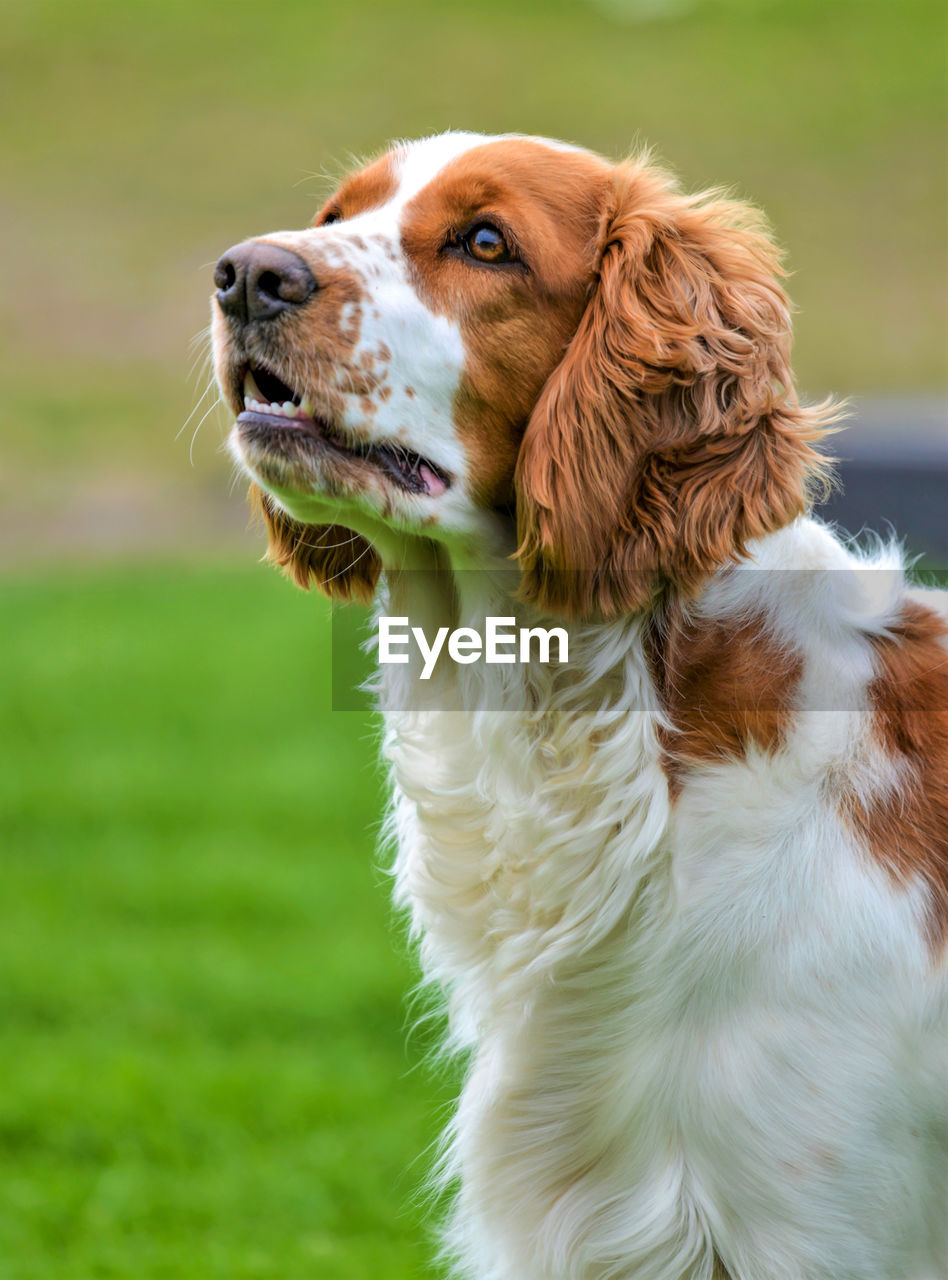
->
[249,484,381,604]
[516,157,839,619]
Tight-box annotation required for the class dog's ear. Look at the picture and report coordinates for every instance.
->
[516,158,838,619]
[249,484,380,604]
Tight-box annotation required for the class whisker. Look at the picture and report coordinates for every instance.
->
[189,394,224,466]
[318,535,374,588]
[188,324,213,354]
[187,350,211,383]
[293,168,334,194]
[176,378,216,441]
[296,532,360,553]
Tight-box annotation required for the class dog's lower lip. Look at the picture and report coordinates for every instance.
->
[237,407,315,428]
[236,408,451,496]
[236,407,345,447]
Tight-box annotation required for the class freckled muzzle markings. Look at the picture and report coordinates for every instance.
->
[226,217,469,496]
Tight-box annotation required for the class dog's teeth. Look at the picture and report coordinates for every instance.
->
[240,391,311,420]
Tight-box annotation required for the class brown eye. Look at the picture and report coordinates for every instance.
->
[462,223,513,264]
[320,208,341,226]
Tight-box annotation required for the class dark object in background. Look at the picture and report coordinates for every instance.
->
[818,397,948,563]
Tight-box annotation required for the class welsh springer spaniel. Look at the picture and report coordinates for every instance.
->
[211,133,948,1280]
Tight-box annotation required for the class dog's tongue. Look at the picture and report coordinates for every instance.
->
[420,463,447,496]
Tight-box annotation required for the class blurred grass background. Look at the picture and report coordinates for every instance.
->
[0,0,945,1275]
[0,569,450,1277]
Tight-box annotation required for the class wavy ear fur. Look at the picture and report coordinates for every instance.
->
[516,157,839,619]
[249,485,381,604]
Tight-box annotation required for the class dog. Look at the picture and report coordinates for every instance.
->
[211,132,947,1280]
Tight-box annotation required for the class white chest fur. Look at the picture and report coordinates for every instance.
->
[376,536,946,1280]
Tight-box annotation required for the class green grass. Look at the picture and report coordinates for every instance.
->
[0,564,453,1278]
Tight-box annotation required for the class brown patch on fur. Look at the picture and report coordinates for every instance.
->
[845,600,948,952]
[649,604,803,798]
[315,151,398,223]
[514,157,839,619]
[249,485,380,604]
[401,140,614,507]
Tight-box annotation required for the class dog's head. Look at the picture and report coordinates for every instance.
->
[213,132,834,616]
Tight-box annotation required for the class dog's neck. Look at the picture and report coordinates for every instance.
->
[372,515,532,700]
[376,532,670,1024]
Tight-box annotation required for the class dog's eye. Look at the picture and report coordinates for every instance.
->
[319,208,342,226]
[461,223,514,264]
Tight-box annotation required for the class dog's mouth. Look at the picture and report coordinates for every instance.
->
[236,364,450,497]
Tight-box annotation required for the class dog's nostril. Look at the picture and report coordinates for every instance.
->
[214,260,236,292]
[213,241,317,324]
[256,269,284,302]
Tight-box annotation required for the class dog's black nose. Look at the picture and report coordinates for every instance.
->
[213,241,317,323]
